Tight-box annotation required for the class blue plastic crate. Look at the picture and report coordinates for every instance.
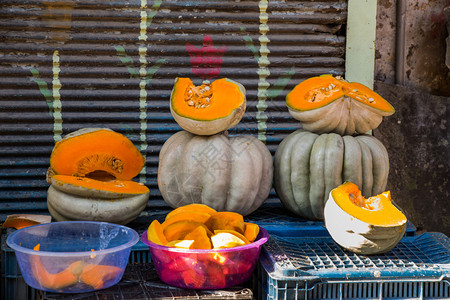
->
[256,232,450,300]
[246,202,417,237]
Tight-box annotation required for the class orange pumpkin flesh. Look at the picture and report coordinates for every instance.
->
[171,78,245,121]
[31,244,82,290]
[51,174,149,196]
[330,181,406,227]
[2,214,51,230]
[147,220,169,245]
[50,129,144,180]
[32,244,123,290]
[165,203,217,220]
[147,204,261,250]
[286,75,394,114]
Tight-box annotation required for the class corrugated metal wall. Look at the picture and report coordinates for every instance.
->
[0,0,347,220]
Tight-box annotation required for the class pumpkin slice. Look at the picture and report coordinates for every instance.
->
[209,211,245,234]
[170,78,246,135]
[161,211,212,230]
[165,203,217,221]
[243,222,260,242]
[147,220,169,245]
[2,214,51,230]
[211,232,247,249]
[165,239,195,249]
[31,244,83,290]
[184,226,212,249]
[50,128,144,180]
[50,175,149,198]
[324,181,407,255]
[286,75,395,135]
[79,264,123,290]
[213,229,250,245]
[163,221,213,242]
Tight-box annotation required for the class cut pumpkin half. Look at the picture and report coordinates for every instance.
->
[286,75,395,135]
[170,78,246,135]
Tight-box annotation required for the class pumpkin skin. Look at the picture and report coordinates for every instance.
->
[47,176,149,225]
[47,128,149,224]
[286,75,395,135]
[274,129,389,220]
[170,78,246,135]
[157,131,272,215]
[324,181,407,255]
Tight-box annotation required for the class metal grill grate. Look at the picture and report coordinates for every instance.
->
[264,233,450,277]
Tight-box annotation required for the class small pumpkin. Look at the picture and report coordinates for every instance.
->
[324,181,407,255]
[170,78,246,135]
[157,130,273,216]
[46,128,149,224]
[274,129,389,220]
[286,75,395,135]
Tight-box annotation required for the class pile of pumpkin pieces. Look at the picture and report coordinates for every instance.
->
[147,203,260,249]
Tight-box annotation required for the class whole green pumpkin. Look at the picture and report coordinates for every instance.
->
[158,130,273,216]
[274,129,389,220]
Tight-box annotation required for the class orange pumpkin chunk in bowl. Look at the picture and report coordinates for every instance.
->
[163,221,213,242]
[147,220,168,246]
[244,222,260,242]
[213,230,250,245]
[161,211,212,230]
[211,232,247,249]
[185,226,212,249]
[209,212,245,234]
[165,203,217,221]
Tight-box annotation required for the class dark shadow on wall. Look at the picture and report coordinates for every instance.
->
[374,81,449,236]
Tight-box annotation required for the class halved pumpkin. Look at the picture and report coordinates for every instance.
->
[324,181,407,255]
[47,175,149,225]
[49,128,144,180]
[170,78,246,135]
[286,75,395,135]
[47,128,149,225]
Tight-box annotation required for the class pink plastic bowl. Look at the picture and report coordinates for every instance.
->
[141,227,269,289]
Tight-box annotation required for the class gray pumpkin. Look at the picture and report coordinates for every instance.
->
[157,131,273,216]
[274,129,389,220]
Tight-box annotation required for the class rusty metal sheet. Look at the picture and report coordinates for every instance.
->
[0,0,347,219]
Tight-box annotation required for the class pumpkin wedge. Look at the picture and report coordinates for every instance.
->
[46,128,149,225]
[170,78,246,135]
[286,75,395,135]
[324,181,407,255]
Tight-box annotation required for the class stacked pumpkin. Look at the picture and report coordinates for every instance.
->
[275,74,407,255]
[158,78,273,216]
[46,128,150,225]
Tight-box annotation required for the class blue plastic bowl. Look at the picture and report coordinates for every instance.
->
[6,221,138,293]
